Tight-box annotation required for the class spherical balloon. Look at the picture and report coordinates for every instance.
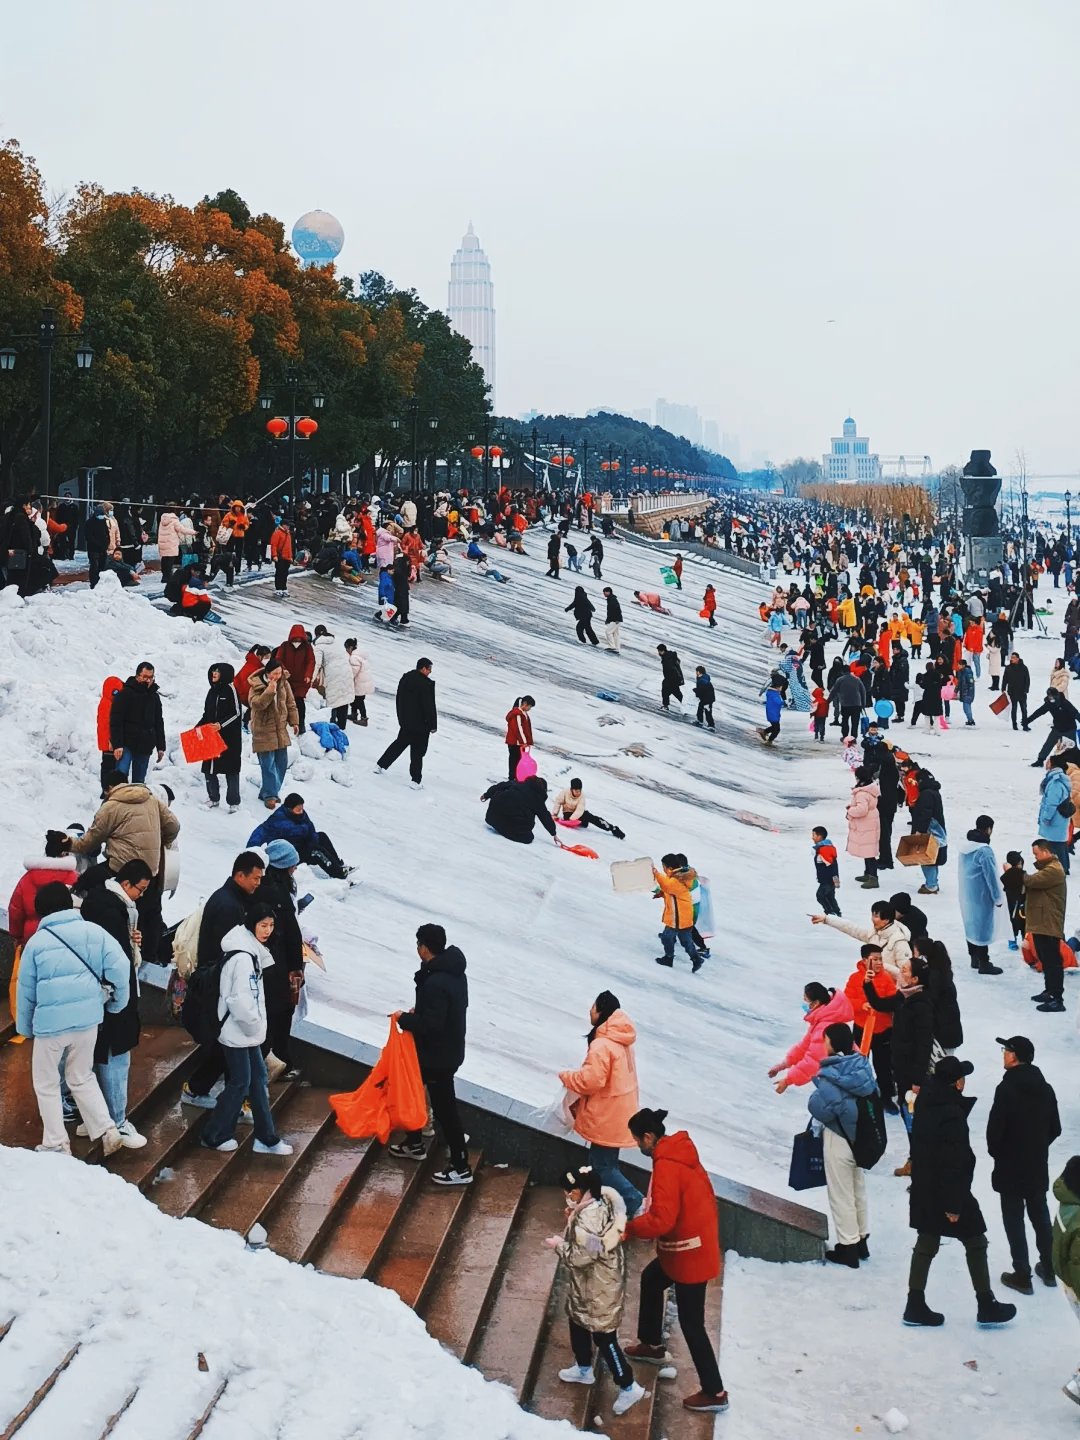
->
[292,211,345,268]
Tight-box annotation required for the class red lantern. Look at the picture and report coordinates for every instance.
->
[266,416,289,440]
[600,461,610,472]
[470,445,485,459]
[295,416,318,440]
[551,454,563,466]
[611,461,620,472]
[489,445,503,458]
[563,455,575,467]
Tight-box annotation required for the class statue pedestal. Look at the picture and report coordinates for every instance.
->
[964,536,1004,580]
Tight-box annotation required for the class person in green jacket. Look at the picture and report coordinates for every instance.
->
[1052,1155,1080,1407]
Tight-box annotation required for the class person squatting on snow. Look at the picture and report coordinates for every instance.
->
[622,1108,728,1415]
[807,1021,876,1268]
[504,696,535,781]
[390,923,472,1186]
[200,905,292,1156]
[558,992,643,1216]
[16,882,129,1157]
[546,1165,646,1416]
[482,775,558,845]
[550,779,625,839]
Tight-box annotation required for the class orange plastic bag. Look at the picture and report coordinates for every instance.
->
[329,1014,428,1142]
[179,725,227,764]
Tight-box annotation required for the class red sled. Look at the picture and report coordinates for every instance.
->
[560,842,599,859]
[989,694,1009,716]
[179,725,227,763]
[1021,933,1078,972]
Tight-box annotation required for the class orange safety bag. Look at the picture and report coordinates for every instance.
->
[329,1014,428,1142]
[179,726,227,764]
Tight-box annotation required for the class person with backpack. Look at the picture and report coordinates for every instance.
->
[78,858,153,1148]
[546,1164,645,1417]
[808,1021,879,1268]
[198,903,292,1155]
[656,645,684,711]
[181,852,266,1110]
[504,696,535,781]
[16,882,130,1156]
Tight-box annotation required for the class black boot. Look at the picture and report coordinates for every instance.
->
[976,1293,1017,1326]
[855,1235,870,1260]
[825,1243,860,1269]
[903,1291,944,1327]
[1000,1271,1033,1296]
[976,960,1004,976]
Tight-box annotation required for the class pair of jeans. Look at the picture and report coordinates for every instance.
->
[637,1259,723,1395]
[962,700,975,724]
[406,1067,467,1169]
[206,771,241,806]
[202,1044,277,1147]
[588,1142,644,1216]
[1048,840,1071,878]
[569,1321,633,1388]
[1000,1192,1053,1276]
[117,749,151,783]
[970,653,981,677]
[816,879,841,915]
[257,748,288,800]
[660,926,704,963]
[921,864,939,889]
[95,1047,131,1126]
[376,728,430,784]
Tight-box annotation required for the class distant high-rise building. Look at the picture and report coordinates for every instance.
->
[655,398,702,445]
[448,223,496,406]
[823,416,881,483]
[703,419,720,451]
[631,407,653,425]
[722,431,741,466]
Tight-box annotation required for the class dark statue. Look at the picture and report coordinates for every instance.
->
[960,449,1000,537]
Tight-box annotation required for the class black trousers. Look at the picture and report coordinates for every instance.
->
[1009,695,1029,728]
[816,879,841,916]
[1000,1191,1053,1277]
[507,743,522,780]
[840,706,861,738]
[136,876,165,966]
[576,618,599,645]
[330,705,349,730]
[580,810,619,835]
[696,701,715,728]
[569,1321,633,1388]
[187,1039,224,1098]
[661,681,683,709]
[350,696,368,723]
[853,1026,895,1103]
[88,550,107,588]
[1032,932,1064,1000]
[878,808,896,868]
[407,1067,467,1169]
[303,829,347,879]
[377,728,430,784]
[637,1258,723,1395]
[274,557,290,591]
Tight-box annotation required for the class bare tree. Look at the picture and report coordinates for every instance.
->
[778,457,822,497]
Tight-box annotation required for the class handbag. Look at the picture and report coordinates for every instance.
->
[989,694,1009,716]
[788,1122,826,1191]
[5,549,28,573]
[1059,799,1077,818]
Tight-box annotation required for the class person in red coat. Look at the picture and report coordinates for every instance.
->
[96,676,124,797]
[623,1108,727,1414]
[7,838,78,944]
[504,696,535,780]
[235,646,271,725]
[701,584,717,628]
[276,625,316,733]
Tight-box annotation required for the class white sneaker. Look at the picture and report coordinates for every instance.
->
[372,765,386,776]
[117,1120,147,1149]
[410,780,424,790]
[558,1365,595,1386]
[613,1381,646,1416]
[202,800,220,810]
[181,1084,217,1110]
[203,1137,238,1152]
[35,1142,71,1155]
[253,1139,294,1156]
[1064,1374,1080,1406]
[228,804,241,814]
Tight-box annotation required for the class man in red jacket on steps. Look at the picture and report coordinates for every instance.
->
[623,1107,729,1414]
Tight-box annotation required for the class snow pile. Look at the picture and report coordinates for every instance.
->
[0,1146,565,1437]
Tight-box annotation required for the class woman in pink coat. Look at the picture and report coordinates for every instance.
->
[768,983,854,1090]
[558,991,643,1215]
[845,765,881,890]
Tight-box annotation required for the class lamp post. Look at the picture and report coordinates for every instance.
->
[0,305,94,497]
[391,400,439,495]
[259,370,325,507]
[1066,489,1073,545]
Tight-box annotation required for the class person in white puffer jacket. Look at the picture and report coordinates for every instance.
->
[199,907,292,1156]
[312,625,356,730]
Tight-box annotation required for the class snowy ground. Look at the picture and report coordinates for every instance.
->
[0,1146,564,1438]
[1,535,1078,1436]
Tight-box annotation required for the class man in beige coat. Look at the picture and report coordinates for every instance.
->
[248,657,299,809]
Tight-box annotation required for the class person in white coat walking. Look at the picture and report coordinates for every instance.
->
[344,638,374,726]
[199,906,293,1155]
[312,625,356,730]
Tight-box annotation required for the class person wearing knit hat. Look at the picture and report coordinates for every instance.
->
[265,839,300,870]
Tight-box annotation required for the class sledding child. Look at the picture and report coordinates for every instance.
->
[1001,849,1026,952]
[546,1164,645,1416]
[812,826,841,916]
[811,685,829,742]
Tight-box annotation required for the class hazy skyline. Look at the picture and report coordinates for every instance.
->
[2,0,1078,477]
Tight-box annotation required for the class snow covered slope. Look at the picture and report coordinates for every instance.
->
[0,1145,564,1437]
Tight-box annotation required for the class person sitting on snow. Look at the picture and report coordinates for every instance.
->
[550,778,625,839]
[247,793,353,880]
[481,775,559,845]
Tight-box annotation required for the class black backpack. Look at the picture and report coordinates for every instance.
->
[848,1090,888,1170]
[180,953,232,1047]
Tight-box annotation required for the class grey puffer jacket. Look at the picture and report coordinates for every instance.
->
[557,1187,628,1333]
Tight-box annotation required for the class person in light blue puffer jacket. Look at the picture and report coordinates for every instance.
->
[16,883,129,1155]
[1037,757,1073,871]
[808,1022,878,1269]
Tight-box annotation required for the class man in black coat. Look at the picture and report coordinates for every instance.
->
[904,1056,1016,1328]
[888,646,910,721]
[481,775,559,845]
[79,857,153,1147]
[375,658,437,788]
[183,851,265,1103]
[109,663,166,784]
[1001,652,1031,731]
[602,586,623,653]
[259,844,306,1075]
[392,923,471,1185]
[84,503,112,589]
[656,644,684,710]
[1026,688,1080,767]
[986,1035,1062,1293]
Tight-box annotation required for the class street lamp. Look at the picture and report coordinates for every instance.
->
[1066,489,1073,545]
[0,305,94,495]
[391,401,439,494]
[260,368,324,505]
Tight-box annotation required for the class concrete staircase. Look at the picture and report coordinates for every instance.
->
[0,1012,723,1437]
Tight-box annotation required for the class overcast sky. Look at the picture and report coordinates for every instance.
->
[3,0,1078,478]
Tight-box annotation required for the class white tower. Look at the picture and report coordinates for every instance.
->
[448,223,496,406]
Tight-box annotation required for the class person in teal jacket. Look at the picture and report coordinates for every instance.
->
[16,882,129,1155]
[1037,756,1073,874]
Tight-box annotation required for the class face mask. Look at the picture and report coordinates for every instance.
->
[801,1002,812,1015]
